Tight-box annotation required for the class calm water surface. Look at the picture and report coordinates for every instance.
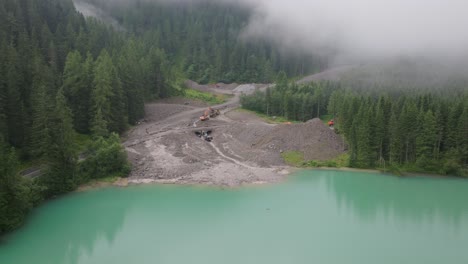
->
[1,170,468,264]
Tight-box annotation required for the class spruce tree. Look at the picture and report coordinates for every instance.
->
[62,50,90,133]
[374,98,387,165]
[91,49,113,136]
[416,110,437,158]
[91,108,108,138]
[457,101,468,165]
[91,49,128,134]
[42,88,77,196]
[355,103,373,167]
[30,84,51,158]
[389,111,402,164]
[6,45,25,148]
[0,40,8,140]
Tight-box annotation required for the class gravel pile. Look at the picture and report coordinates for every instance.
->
[233,84,256,94]
[216,82,239,90]
[229,118,344,161]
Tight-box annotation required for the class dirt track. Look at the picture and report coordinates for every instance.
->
[123,81,344,187]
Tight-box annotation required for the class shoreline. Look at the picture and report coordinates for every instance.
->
[303,166,466,179]
[76,165,297,191]
[309,166,385,174]
[75,165,466,193]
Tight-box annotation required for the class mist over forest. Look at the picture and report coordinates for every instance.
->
[77,0,468,61]
[75,0,468,85]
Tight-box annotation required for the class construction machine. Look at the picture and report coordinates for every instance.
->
[195,130,213,142]
[199,107,220,121]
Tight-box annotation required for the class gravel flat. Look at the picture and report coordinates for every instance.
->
[123,81,345,187]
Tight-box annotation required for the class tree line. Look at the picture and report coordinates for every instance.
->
[240,72,337,121]
[330,91,467,175]
[241,73,468,177]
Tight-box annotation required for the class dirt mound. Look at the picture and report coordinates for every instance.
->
[216,82,239,91]
[233,84,256,94]
[185,80,271,95]
[228,122,273,145]
[222,117,344,163]
[252,118,344,161]
[185,80,239,93]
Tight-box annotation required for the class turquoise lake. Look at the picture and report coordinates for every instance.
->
[1,170,468,264]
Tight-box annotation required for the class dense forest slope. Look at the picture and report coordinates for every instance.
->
[76,0,328,83]
[241,63,468,176]
[0,0,181,234]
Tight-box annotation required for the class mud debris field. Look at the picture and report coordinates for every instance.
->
[123,82,344,187]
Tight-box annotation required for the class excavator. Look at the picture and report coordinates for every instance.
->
[199,107,220,121]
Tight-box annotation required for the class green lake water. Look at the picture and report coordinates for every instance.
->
[1,170,468,264]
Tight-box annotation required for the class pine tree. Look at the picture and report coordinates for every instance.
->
[457,101,468,165]
[265,87,271,116]
[400,100,419,163]
[374,97,387,165]
[117,41,145,124]
[5,45,25,148]
[62,50,90,133]
[415,110,438,169]
[91,107,108,138]
[389,111,402,164]
[30,84,51,158]
[445,102,463,151]
[327,91,340,119]
[354,103,374,167]
[314,84,324,118]
[416,110,437,158]
[433,104,446,160]
[42,88,77,196]
[108,57,127,134]
[0,40,8,140]
[91,49,113,136]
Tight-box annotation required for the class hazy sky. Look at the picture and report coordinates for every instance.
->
[237,0,468,62]
[76,0,468,62]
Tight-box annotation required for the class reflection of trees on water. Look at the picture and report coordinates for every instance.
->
[324,171,468,228]
[0,188,133,264]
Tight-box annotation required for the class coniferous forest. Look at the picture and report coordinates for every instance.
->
[1,0,467,236]
[82,0,327,84]
[241,70,468,176]
[0,0,181,234]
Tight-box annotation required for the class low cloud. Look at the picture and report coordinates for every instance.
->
[76,0,468,63]
[239,0,468,63]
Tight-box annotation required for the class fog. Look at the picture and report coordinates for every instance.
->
[74,0,124,31]
[239,0,468,63]
[75,0,468,63]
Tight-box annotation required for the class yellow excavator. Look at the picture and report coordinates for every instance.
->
[199,107,220,121]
